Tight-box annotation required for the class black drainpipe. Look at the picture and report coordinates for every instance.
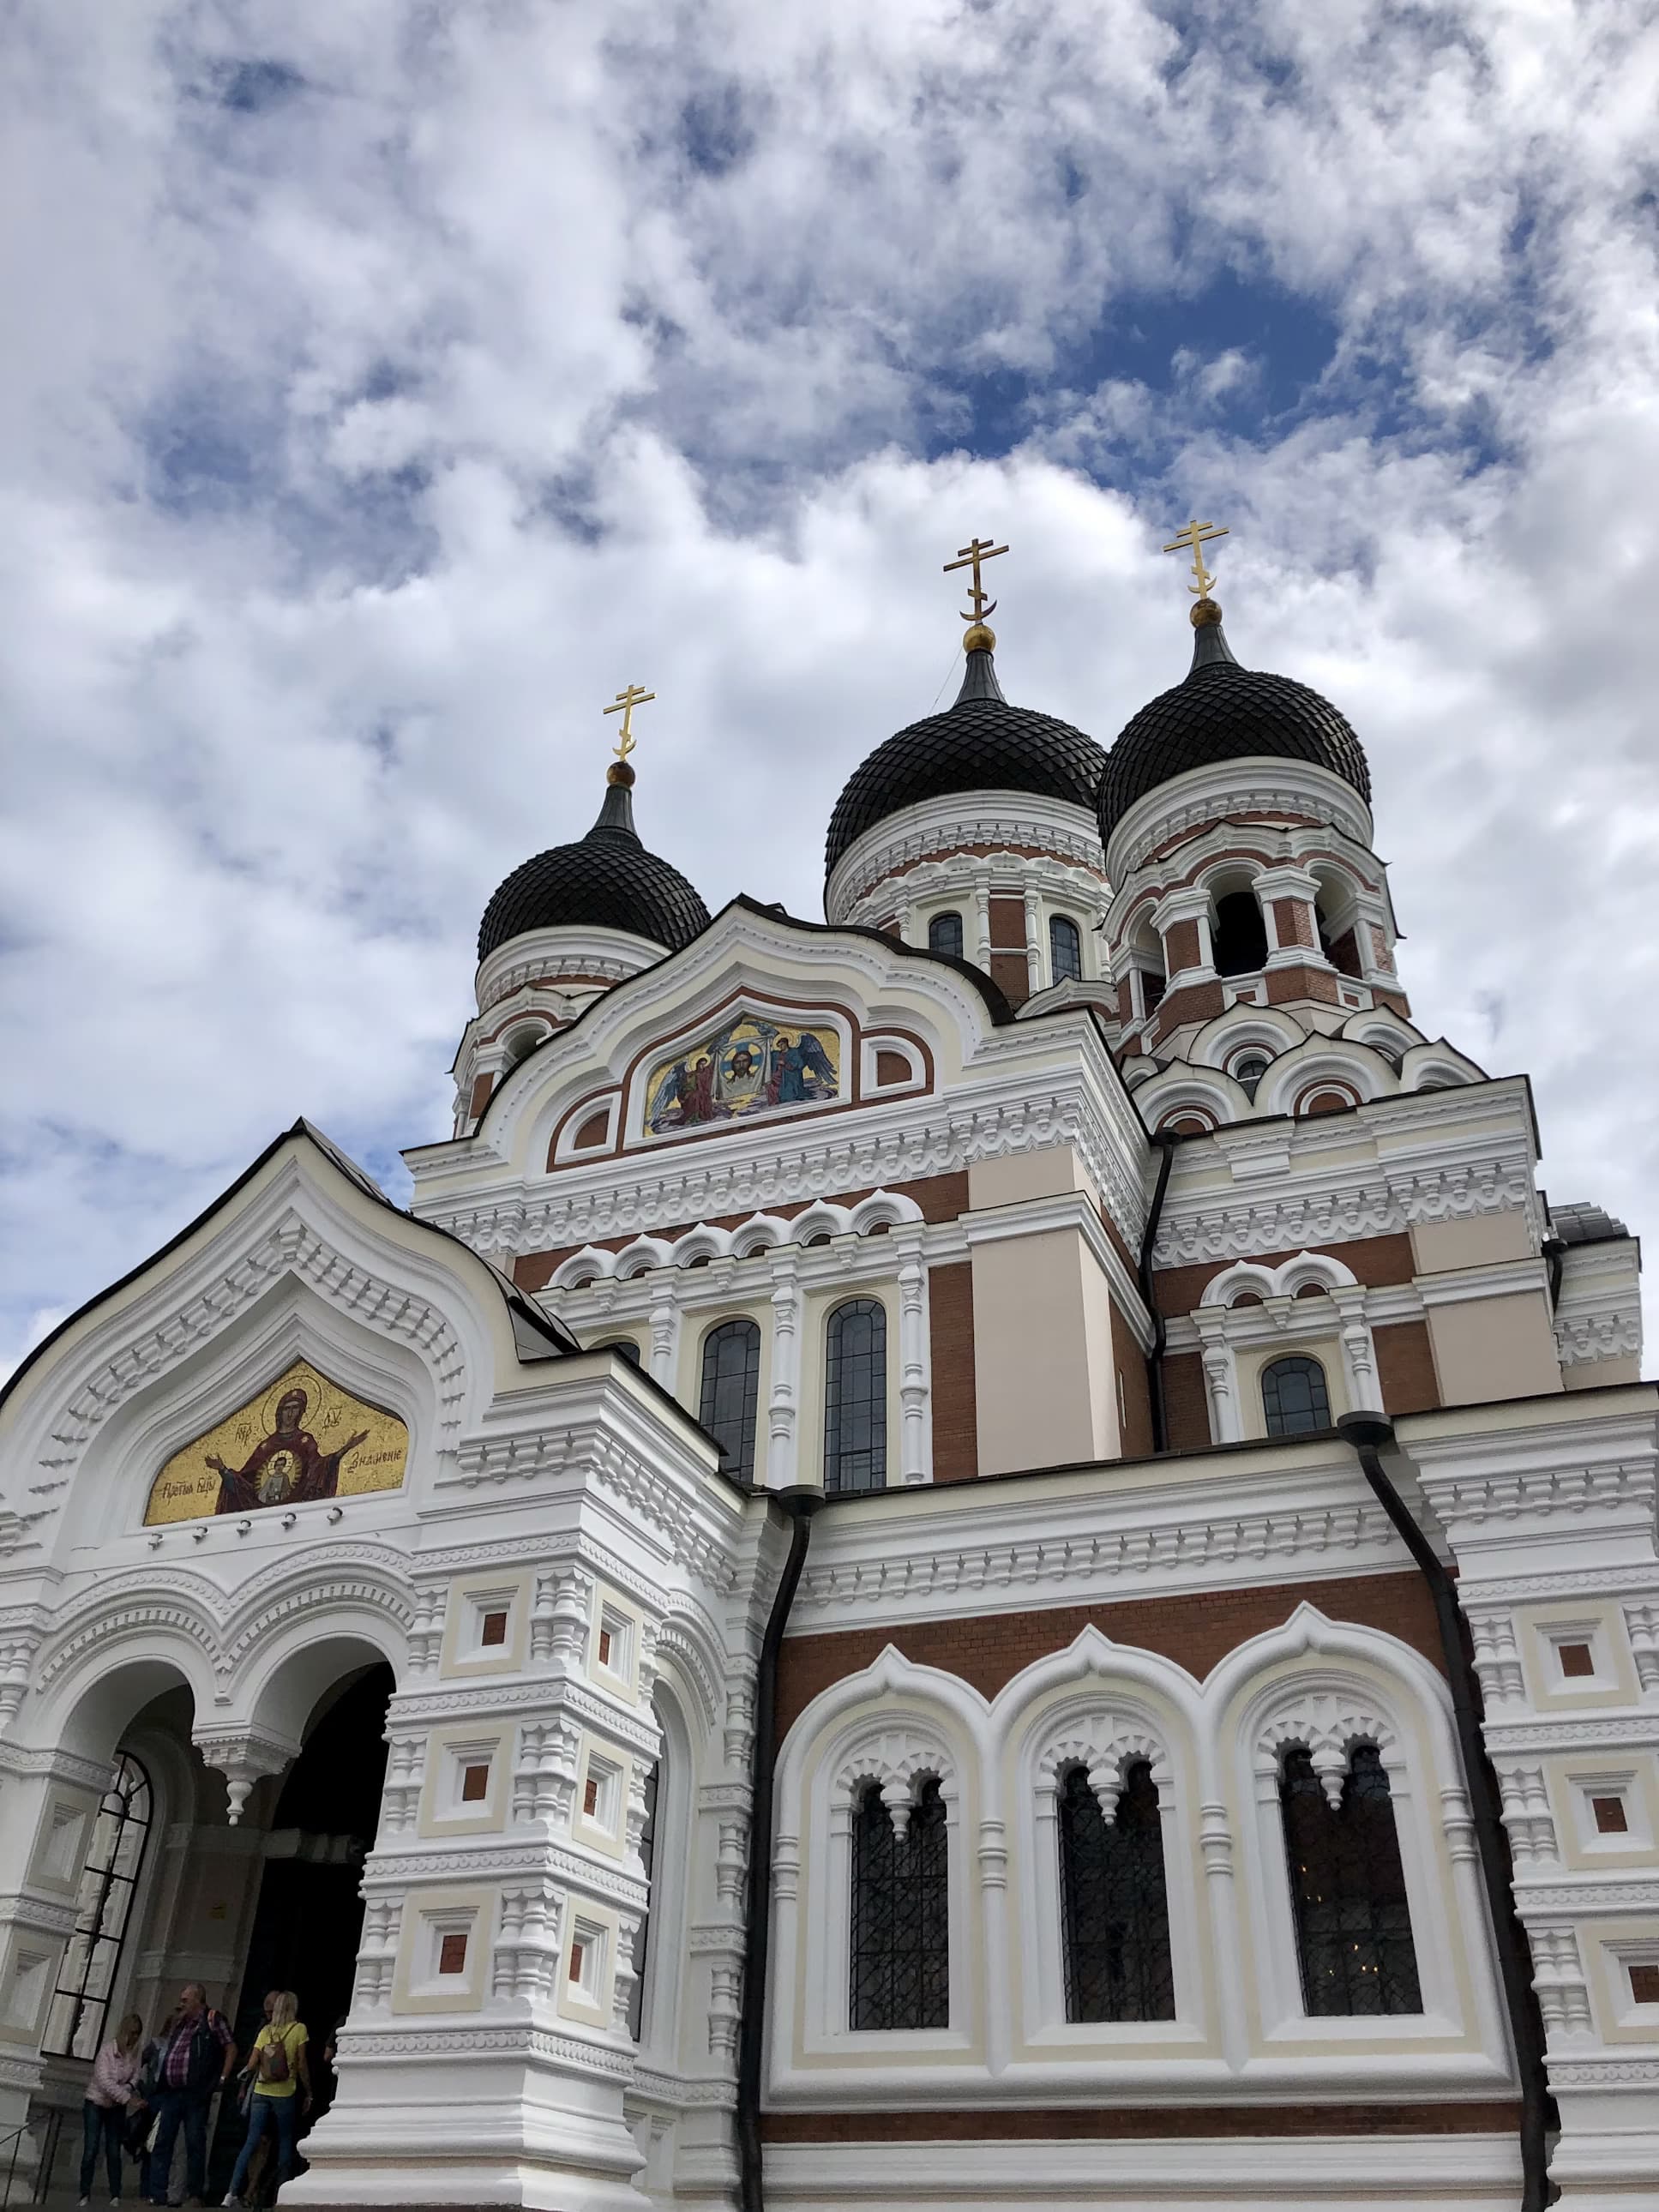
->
[1337,1414,1554,2212]
[736,1488,822,2212]
[1138,1133,1178,1454]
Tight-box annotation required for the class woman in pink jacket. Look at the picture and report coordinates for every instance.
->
[80,2013,143,2205]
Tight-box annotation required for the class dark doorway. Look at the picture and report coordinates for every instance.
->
[209,1664,393,2194]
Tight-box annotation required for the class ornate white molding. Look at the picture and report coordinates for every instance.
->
[1153,1156,1539,1268]
[29,1212,466,1506]
[1033,1710,1167,1820]
[826,791,1106,923]
[1253,1690,1398,1806]
[831,1724,956,1836]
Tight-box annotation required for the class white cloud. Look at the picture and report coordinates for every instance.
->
[3,0,1658,1367]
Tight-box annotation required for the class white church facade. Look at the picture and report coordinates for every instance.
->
[0,539,1654,2212]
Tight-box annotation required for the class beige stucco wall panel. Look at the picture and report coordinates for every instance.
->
[1411,1214,1535,1274]
[1424,1291,1563,1407]
[971,1228,1111,1476]
[968,1147,1096,1211]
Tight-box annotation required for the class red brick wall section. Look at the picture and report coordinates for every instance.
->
[1163,917,1202,973]
[1271,897,1315,950]
[1109,1301,1154,1458]
[989,952,1030,1006]
[761,2103,1521,2143]
[1153,1233,1417,1319]
[989,895,1028,947]
[775,1568,1446,1744]
[1265,961,1342,1007]
[1373,1319,1441,1415]
[1148,978,1227,1038]
[1160,1349,1211,1449]
[928,1262,978,1482]
[468,1073,493,1119]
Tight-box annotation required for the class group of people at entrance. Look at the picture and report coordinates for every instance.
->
[79,1983,314,2209]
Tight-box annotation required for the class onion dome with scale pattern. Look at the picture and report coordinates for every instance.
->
[1096,598,1371,849]
[824,631,1107,879]
[478,760,710,962]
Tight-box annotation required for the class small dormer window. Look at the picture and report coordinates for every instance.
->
[1231,1052,1270,1095]
[1049,915,1083,983]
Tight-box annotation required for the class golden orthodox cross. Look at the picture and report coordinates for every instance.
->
[943,535,1009,622]
[1162,518,1229,599]
[603,682,656,760]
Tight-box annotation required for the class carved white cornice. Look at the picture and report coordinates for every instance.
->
[1104,756,1375,886]
[826,791,1106,923]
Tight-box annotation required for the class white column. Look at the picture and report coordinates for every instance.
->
[895,1229,932,1484]
[972,865,992,969]
[1332,1285,1383,1411]
[1194,1313,1241,1442]
[1024,887,1043,996]
[767,1251,803,1488]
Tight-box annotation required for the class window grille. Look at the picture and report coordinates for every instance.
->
[825,1299,887,1494]
[1279,1742,1422,2015]
[1049,914,1083,983]
[1261,1355,1331,1437]
[850,1778,949,2029]
[929,911,965,961]
[1058,1760,1176,2022]
[698,1318,761,1481]
[43,1752,153,2059]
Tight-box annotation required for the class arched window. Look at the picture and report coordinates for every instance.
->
[1212,890,1269,977]
[929,911,965,961]
[598,1337,642,1367]
[1262,1355,1331,1437]
[1279,1743,1422,2015]
[43,1751,152,2059]
[850,1778,949,2029]
[825,1299,887,1494]
[699,1318,761,1482]
[1049,915,1083,983]
[1059,1760,1175,2023]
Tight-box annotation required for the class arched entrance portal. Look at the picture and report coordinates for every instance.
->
[208,1665,394,2187]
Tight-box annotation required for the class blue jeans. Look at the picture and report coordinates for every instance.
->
[147,2087,211,2203]
[80,2101,125,2199]
[227,2093,298,2200]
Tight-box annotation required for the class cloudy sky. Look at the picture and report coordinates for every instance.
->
[4,0,1657,1373]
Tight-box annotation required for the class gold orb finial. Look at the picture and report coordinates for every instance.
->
[963,621,996,653]
[1191,597,1223,628]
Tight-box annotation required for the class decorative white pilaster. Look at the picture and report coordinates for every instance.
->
[895,1229,932,1485]
[972,865,992,969]
[1024,888,1043,996]
[1331,1284,1382,1411]
[767,1250,803,1488]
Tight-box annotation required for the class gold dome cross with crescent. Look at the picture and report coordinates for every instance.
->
[1162,517,1229,599]
[604,682,656,760]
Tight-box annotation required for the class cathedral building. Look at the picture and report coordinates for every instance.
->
[0,529,1655,2212]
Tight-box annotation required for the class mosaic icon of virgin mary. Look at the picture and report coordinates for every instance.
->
[207,1387,368,1514]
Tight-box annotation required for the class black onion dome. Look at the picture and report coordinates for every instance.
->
[825,645,1106,876]
[478,769,710,963]
[1097,608,1370,846]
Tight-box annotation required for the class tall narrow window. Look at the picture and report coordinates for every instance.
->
[850,1779,949,2029]
[825,1299,887,1494]
[43,1752,153,2059]
[1262,1355,1331,1437]
[1058,1760,1175,2023]
[1049,914,1083,983]
[1279,1743,1422,2015]
[928,911,964,960]
[699,1318,761,1482]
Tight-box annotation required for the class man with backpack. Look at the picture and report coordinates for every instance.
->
[222,1991,310,2208]
[147,1985,237,2207]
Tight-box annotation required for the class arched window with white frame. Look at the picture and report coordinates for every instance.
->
[1049,914,1083,983]
[1057,1758,1175,2022]
[1262,1353,1331,1436]
[699,1317,761,1482]
[1278,1739,1422,2015]
[825,1298,887,1494]
[928,911,965,961]
[850,1775,950,2029]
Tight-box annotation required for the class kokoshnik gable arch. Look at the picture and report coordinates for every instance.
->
[1,532,1653,2212]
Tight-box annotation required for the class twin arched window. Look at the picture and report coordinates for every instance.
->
[1262,1355,1331,1436]
[1049,914,1083,983]
[699,1318,761,1481]
[825,1299,887,1494]
[928,911,965,961]
[1279,1742,1422,2014]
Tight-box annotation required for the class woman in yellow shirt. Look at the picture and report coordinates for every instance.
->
[221,1992,310,2206]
